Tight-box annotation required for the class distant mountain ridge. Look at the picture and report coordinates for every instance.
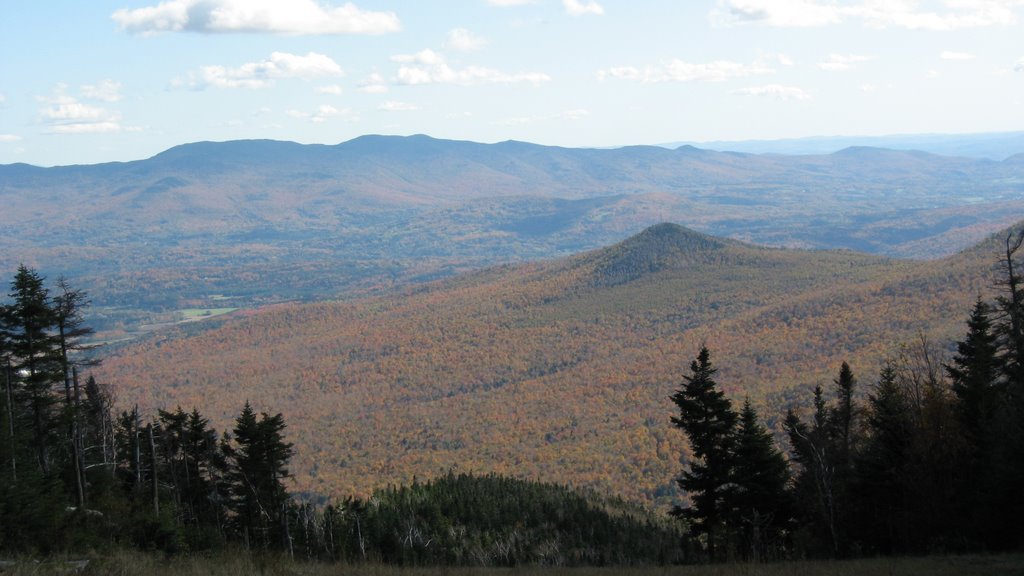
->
[2,134,1023,326]
[674,130,1024,160]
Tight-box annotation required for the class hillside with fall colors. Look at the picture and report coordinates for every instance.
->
[95,222,1008,508]
[3,136,1024,343]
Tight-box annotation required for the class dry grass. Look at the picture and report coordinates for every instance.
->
[2,551,1022,576]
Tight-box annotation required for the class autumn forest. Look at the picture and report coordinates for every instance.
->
[3,218,1024,566]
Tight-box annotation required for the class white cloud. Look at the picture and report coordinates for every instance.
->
[287,104,351,123]
[940,50,975,60]
[0,93,7,106]
[112,0,400,35]
[80,79,123,102]
[732,84,811,100]
[37,85,123,134]
[0,134,21,142]
[445,28,486,52]
[564,0,604,16]
[852,0,1021,30]
[487,0,536,5]
[318,84,344,95]
[358,73,389,93]
[42,101,108,121]
[597,59,773,83]
[49,122,123,134]
[860,83,877,92]
[818,53,871,71]
[713,0,843,27]
[392,49,446,66]
[182,52,343,89]
[1016,57,1024,71]
[378,100,418,111]
[713,0,1024,30]
[392,49,550,85]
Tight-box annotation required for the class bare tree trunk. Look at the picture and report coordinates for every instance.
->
[102,399,114,480]
[70,368,84,508]
[59,324,71,407]
[148,424,159,515]
[133,407,141,489]
[4,360,16,484]
[1002,232,1024,385]
[356,512,366,560]
[73,369,87,505]
[283,501,294,559]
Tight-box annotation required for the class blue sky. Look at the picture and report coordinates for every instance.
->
[2,0,1023,166]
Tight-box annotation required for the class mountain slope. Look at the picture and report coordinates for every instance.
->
[3,135,1023,330]
[94,222,1008,508]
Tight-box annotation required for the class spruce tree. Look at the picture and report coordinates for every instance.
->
[729,400,791,561]
[670,346,737,561]
[4,266,62,475]
[852,363,912,553]
[946,299,1000,446]
[225,402,294,550]
[831,362,857,472]
[945,296,1001,545]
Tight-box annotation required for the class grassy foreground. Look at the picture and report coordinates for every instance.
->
[2,552,1022,576]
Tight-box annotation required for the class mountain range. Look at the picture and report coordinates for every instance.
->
[2,135,1023,339]
[95,221,1011,508]
[675,130,1024,160]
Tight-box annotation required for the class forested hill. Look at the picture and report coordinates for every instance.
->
[96,221,1010,508]
[2,135,1024,324]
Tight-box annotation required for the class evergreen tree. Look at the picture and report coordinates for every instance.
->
[4,266,63,475]
[728,400,792,561]
[670,347,737,561]
[852,362,912,554]
[946,299,1001,444]
[830,362,857,472]
[224,402,294,550]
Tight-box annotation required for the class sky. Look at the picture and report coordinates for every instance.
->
[2,0,1024,166]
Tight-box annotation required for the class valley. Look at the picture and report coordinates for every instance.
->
[95,221,1008,508]
[3,136,1024,344]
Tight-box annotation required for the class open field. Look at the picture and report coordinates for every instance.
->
[3,552,1022,576]
[179,307,239,320]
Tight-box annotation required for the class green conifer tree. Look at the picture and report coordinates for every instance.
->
[946,299,1000,445]
[729,400,792,561]
[670,346,737,561]
[4,266,62,475]
[852,363,912,553]
[224,402,294,550]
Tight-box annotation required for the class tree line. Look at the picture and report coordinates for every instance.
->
[670,231,1024,561]
[0,266,296,553]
